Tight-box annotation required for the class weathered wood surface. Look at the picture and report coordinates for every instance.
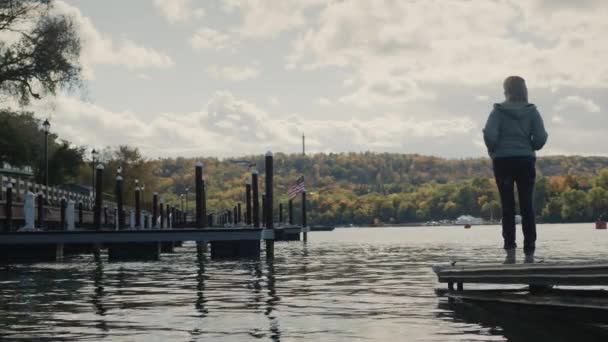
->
[434,261,608,286]
[0,228,266,244]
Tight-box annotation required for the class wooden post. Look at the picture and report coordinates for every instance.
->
[265,151,274,259]
[60,198,67,230]
[302,190,307,242]
[103,206,108,227]
[4,182,12,232]
[37,192,44,229]
[233,206,237,225]
[153,192,158,228]
[237,203,242,224]
[288,199,293,225]
[245,182,252,225]
[166,204,171,229]
[262,193,266,227]
[279,203,283,225]
[135,181,141,228]
[252,170,260,228]
[94,164,104,230]
[160,200,165,229]
[78,201,83,226]
[116,173,124,229]
[196,162,204,227]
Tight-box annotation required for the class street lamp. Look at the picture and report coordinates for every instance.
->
[91,148,98,191]
[42,119,51,186]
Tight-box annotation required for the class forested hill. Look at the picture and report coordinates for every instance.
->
[4,106,608,225]
[148,153,608,226]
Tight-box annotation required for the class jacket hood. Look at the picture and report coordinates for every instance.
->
[493,102,536,120]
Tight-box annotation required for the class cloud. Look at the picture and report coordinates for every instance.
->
[554,95,601,113]
[206,65,260,81]
[154,0,205,24]
[287,0,608,107]
[52,1,174,79]
[189,28,234,51]
[268,97,280,106]
[475,95,489,102]
[13,91,477,158]
[317,97,332,106]
[221,0,325,39]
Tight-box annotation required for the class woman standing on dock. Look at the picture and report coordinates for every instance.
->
[483,76,548,264]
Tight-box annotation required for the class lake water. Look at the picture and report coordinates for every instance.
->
[1,224,608,341]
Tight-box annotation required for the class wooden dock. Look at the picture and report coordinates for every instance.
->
[433,261,608,324]
[433,261,608,287]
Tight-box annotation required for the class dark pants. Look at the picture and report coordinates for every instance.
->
[493,156,537,255]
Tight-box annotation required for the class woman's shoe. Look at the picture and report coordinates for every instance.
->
[504,248,516,264]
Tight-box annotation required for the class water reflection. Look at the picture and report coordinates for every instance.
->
[1,226,607,341]
[265,259,281,341]
[437,297,608,341]
[195,252,208,316]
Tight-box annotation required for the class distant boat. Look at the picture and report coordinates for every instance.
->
[455,215,483,226]
[596,220,607,230]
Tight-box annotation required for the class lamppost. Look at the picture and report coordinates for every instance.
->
[42,119,50,186]
[91,148,98,191]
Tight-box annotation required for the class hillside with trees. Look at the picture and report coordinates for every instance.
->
[3,110,608,226]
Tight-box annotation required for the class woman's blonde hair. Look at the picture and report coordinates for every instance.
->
[503,76,528,103]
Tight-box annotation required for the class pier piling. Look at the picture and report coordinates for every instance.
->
[252,170,260,228]
[265,151,275,259]
[4,182,12,232]
[245,182,252,225]
[94,164,103,230]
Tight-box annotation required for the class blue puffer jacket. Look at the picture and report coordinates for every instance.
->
[483,102,548,159]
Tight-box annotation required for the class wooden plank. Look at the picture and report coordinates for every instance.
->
[434,261,608,286]
[0,228,265,244]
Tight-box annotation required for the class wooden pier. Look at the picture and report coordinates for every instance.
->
[433,261,608,324]
[1,151,329,263]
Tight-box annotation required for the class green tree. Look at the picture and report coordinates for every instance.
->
[560,189,591,222]
[0,0,81,104]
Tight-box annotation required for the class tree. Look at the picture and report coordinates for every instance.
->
[0,0,81,104]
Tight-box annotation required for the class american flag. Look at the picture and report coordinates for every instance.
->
[287,176,305,199]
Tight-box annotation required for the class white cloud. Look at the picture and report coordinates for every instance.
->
[268,97,280,106]
[475,95,489,102]
[554,95,601,113]
[154,0,205,24]
[287,0,608,107]
[317,97,332,106]
[206,65,260,81]
[189,28,233,51]
[221,0,325,39]
[14,91,476,157]
[52,1,174,79]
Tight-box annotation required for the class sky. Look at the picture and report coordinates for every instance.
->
[8,0,608,159]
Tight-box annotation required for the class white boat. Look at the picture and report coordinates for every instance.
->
[455,215,484,225]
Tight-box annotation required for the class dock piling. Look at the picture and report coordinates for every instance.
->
[4,182,12,232]
[153,192,158,228]
[279,203,283,225]
[302,190,307,242]
[135,180,141,228]
[37,192,44,229]
[67,200,75,230]
[115,173,124,229]
[245,182,252,225]
[252,170,260,228]
[265,151,274,259]
[94,164,104,230]
[60,198,67,230]
[288,199,293,225]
